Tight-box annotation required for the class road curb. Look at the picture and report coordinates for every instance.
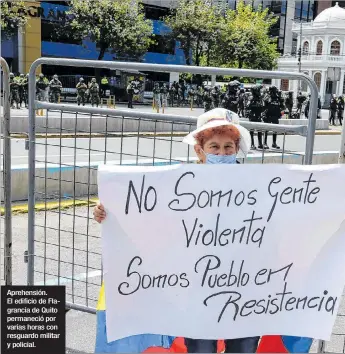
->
[315,130,341,135]
[10,132,188,139]
[10,130,342,139]
[0,198,98,215]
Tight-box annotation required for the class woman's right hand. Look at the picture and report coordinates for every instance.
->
[93,203,106,223]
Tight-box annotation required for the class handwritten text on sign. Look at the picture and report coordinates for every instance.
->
[98,164,345,342]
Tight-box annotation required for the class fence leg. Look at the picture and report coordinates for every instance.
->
[1,57,12,285]
[338,117,345,163]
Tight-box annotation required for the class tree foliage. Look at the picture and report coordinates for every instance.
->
[66,0,154,61]
[165,0,279,70]
[163,0,220,66]
[213,1,279,70]
[1,1,28,38]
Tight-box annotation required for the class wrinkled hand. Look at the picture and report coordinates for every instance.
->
[93,203,106,223]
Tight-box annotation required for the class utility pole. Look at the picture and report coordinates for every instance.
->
[297,20,303,90]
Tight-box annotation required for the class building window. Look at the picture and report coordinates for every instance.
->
[314,72,321,91]
[302,41,309,54]
[330,40,341,55]
[143,4,170,21]
[280,79,289,91]
[316,40,323,55]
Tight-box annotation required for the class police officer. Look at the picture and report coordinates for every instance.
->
[88,78,100,107]
[49,74,63,103]
[337,95,344,126]
[263,85,283,149]
[76,77,88,106]
[17,73,25,108]
[9,73,20,109]
[196,85,204,108]
[222,81,240,113]
[153,82,161,112]
[203,86,212,112]
[36,73,48,102]
[127,82,134,109]
[238,88,246,117]
[160,83,168,111]
[100,76,108,97]
[247,84,264,150]
[211,85,221,109]
[19,73,29,108]
[187,85,196,109]
[296,91,307,118]
[285,91,294,119]
[329,94,338,126]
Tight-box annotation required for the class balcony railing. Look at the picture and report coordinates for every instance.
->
[279,54,345,62]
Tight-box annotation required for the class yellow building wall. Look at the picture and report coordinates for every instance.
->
[22,1,42,73]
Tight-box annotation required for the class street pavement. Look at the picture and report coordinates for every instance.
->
[1,104,345,353]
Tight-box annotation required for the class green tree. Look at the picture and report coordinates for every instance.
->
[1,1,28,38]
[163,0,220,66]
[65,0,154,61]
[212,1,279,70]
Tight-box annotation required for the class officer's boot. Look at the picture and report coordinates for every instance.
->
[257,132,263,150]
[272,133,280,149]
[250,131,256,150]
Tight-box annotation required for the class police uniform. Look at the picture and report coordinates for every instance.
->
[89,79,100,107]
[203,87,212,112]
[211,86,221,109]
[100,76,108,97]
[337,96,344,126]
[263,86,283,149]
[36,74,48,102]
[76,78,88,106]
[9,73,20,109]
[160,84,168,108]
[329,95,338,125]
[127,83,134,108]
[49,75,63,103]
[247,85,264,149]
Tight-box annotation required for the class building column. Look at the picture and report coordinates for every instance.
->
[338,70,345,96]
[319,70,327,106]
[283,0,295,55]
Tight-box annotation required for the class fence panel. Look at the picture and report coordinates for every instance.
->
[28,58,345,352]
[0,57,12,286]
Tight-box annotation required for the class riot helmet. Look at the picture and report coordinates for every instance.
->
[10,73,14,78]
[79,77,84,82]
[91,78,96,83]
[39,73,44,78]
[53,74,58,80]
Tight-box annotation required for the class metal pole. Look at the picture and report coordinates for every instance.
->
[298,20,302,90]
[27,62,37,285]
[338,115,345,164]
[1,57,12,285]
[28,58,319,168]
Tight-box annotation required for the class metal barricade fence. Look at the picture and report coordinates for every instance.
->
[27,58,344,352]
[0,57,12,286]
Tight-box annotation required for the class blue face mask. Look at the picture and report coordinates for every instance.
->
[203,151,237,164]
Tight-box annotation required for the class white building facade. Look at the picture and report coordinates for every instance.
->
[274,2,345,106]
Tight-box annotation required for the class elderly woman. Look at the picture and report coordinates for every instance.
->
[94,108,315,354]
[93,108,262,353]
[94,108,259,352]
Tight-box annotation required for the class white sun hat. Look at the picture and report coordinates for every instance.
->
[183,108,251,157]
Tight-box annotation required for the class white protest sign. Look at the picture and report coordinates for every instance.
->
[98,163,345,342]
